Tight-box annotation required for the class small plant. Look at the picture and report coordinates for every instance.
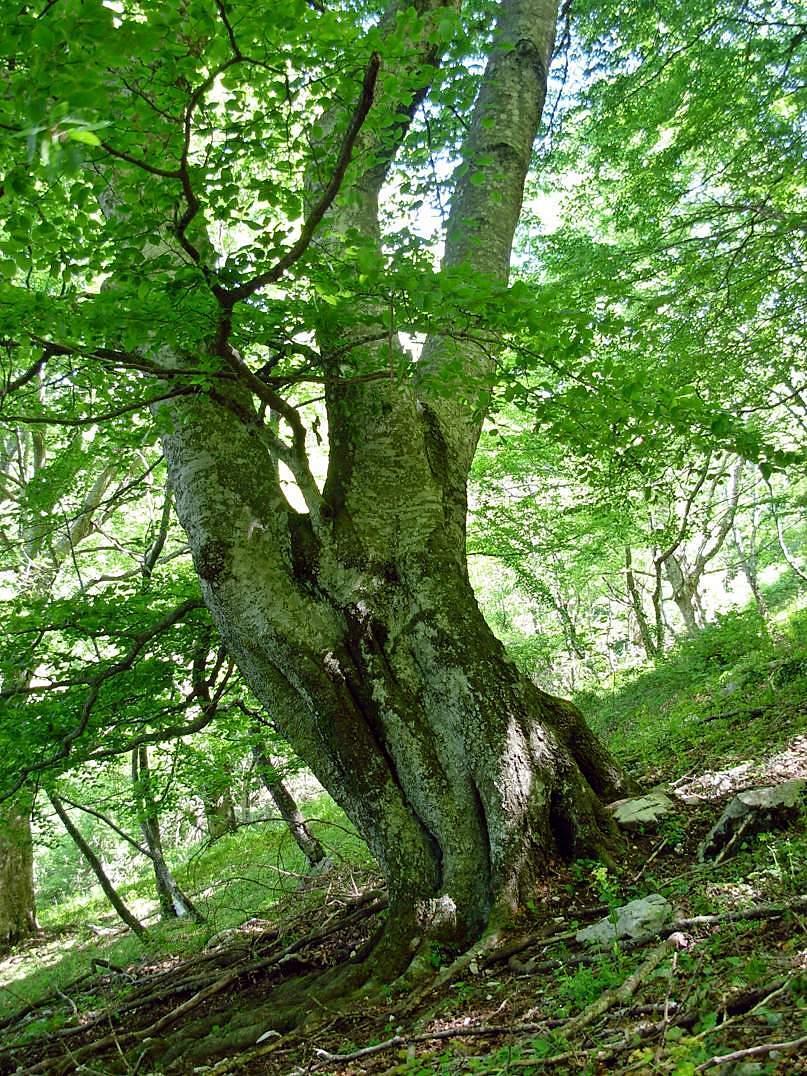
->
[658,814,687,851]
[569,858,621,906]
[555,958,624,1012]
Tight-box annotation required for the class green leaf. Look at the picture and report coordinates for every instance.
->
[66,129,102,146]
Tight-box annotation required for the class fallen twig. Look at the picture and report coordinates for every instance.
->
[313,1021,551,1064]
[696,1033,807,1070]
[564,940,672,1035]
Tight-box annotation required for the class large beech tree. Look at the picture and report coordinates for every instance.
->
[1,0,632,963]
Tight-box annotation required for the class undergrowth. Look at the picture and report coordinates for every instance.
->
[2,591,806,1073]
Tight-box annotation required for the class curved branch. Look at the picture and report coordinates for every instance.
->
[0,599,205,799]
[218,52,381,306]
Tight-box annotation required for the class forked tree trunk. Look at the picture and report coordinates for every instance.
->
[0,795,37,949]
[154,0,633,964]
[664,553,705,635]
[164,379,631,957]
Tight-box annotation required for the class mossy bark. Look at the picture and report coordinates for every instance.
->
[162,381,633,958]
[157,0,633,964]
[0,795,37,950]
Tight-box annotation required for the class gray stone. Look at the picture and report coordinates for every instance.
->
[698,779,806,862]
[607,790,675,830]
[575,894,673,946]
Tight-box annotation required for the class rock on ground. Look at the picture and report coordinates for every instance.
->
[607,791,675,830]
[698,779,806,862]
[576,894,674,946]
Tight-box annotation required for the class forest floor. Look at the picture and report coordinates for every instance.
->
[2,605,807,1074]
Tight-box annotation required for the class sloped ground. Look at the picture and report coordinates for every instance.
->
[2,606,807,1074]
[1,751,805,1074]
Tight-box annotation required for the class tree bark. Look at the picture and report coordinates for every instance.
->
[163,378,631,953]
[153,0,633,964]
[664,552,705,635]
[203,788,238,841]
[48,793,147,939]
[763,474,807,585]
[132,747,202,921]
[0,794,37,950]
[625,546,660,659]
[252,747,327,869]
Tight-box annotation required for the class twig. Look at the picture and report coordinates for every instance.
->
[563,940,671,1035]
[674,895,807,929]
[219,51,380,305]
[313,1022,552,1064]
[696,1033,807,1070]
[630,837,667,884]
[691,975,795,1044]
[318,944,673,1064]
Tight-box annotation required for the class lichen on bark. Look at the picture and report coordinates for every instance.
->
[155,0,634,974]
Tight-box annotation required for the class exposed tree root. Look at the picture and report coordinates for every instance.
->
[312,940,674,1065]
[5,888,806,1075]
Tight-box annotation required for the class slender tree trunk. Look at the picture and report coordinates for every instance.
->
[664,553,705,635]
[132,747,202,921]
[732,475,774,627]
[0,794,37,949]
[203,788,237,841]
[48,794,147,939]
[763,475,807,585]
[625,547,659,659]
[0,429,116,944]
[252,748,327,869]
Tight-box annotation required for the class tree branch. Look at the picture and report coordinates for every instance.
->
[0,599,205,798]
[218,52,381,306]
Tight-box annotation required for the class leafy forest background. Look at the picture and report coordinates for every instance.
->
[0,0,805,1070]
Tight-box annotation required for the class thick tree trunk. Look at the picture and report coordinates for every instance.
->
[155,0,633,965]
[162,382,631,957]
[252,748,328,869]
[0,795,37,950]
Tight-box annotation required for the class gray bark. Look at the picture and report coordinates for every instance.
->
[763,474,807,585]
[625,546,660,659]
[661,457,745,635]
[252,748,327,869]
[49,793,147,939]
[132,746,202,921]
[664,552,705,634]
[148,0,630,957]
